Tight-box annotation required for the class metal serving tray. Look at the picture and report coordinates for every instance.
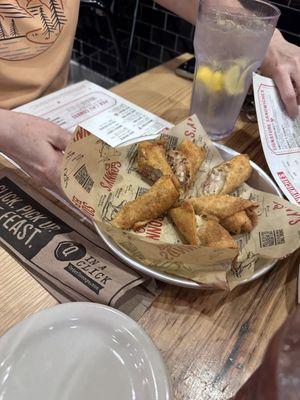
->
[94,143,283,289]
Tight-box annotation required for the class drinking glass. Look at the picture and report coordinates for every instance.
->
[190,0,280,140]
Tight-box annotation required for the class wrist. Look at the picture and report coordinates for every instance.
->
[270,28,285,48]
[0,109,29,156]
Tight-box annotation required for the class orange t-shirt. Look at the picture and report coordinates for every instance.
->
[0,0,80,109]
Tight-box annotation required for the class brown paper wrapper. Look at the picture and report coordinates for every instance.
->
[61,116,300,290]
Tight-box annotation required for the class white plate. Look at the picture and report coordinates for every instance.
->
[0,303,171,400]
[94,143,283,289]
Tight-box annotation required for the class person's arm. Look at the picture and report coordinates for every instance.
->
[0,109,70,190]
[156,0,198,24]
[156,0,300,118]
[155,0,239,24]
[260,29,300,118]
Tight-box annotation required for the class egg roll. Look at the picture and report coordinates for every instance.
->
[188,195,258,220]
[203,154,252,195]
[167,139,206,191]
[220,209,257,234]
[137,140,179,187]
[169,202,200,245]
[112,175,179,230]
[169,202,237,249]
[196,216,238,249]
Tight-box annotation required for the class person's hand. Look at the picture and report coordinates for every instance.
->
[260,29,300,118]
[0,110,70,190]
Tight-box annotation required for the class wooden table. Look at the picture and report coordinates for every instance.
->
[0,54,299,400]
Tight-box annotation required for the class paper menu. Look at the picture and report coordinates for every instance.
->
[15,80,172,147]
[253,73,300,205]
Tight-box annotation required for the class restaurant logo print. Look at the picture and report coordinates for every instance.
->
[0,0,66,61]
[0,177,109,295]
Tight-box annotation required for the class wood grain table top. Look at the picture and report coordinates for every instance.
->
[0,54,299,400]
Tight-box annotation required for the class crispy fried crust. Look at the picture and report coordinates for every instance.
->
[137,140,179,187]
[169,202,200,245]
[112,175,179,230]
[203,154,252,195]
[178,139,206,183]
[188,195,258,220]
[196,217,238,249]
[168,140,206,192]
[169,202,237,249]
[220,210,256,234]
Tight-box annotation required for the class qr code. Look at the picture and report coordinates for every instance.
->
[259,229,285,248]
[74,164,94,193]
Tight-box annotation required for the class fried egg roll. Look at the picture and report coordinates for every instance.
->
[203,154,252,195]
[137,140,179,187]
[196,216,238,249]
[220,209,257,235]
[169,202,237,249]
[169,202,200,245]
[167,139,206,191]
[112,175,179,230]
[188,195,258,220]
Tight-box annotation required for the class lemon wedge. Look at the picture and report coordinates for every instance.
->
[223,65,243,96]
[231,58,249,69]
[196,66,213,84]
[236,70,248,94]
[196,66,224,93]
[237,61,259,95]
[212,70,223,92]
[197,59,254,96]
[223,59,257,96]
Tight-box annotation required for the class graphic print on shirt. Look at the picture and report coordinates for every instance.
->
[0,0,66,61]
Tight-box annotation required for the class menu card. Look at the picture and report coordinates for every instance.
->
[253,73,300,205]
[15,80,172,147]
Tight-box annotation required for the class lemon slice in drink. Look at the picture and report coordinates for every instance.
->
[223,65,242,96]
[196,66,213,85]
[223,59,256,96]
[237,61,260,95]
[234,57,249,69]
[212,70,223,92]
[196,66,224,93]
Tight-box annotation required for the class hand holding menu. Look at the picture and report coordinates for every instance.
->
[15,80,171,147]
[253,73,300,205]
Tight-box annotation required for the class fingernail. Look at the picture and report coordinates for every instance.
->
[289,110,298,119]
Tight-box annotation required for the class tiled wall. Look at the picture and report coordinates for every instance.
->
[72,0,300,83]
[272,0,300,43]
